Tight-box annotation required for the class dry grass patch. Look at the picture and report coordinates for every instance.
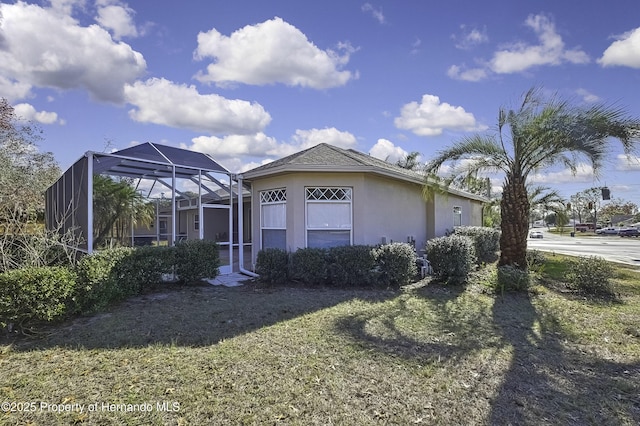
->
[1,275,639,425]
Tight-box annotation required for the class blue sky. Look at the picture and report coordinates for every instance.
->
[2,0,640,206]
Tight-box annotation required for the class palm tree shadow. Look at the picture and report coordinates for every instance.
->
[489,292,640,425]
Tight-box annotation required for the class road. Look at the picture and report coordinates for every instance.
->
[527,228,640,267]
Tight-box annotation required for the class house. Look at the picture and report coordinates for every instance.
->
[46,142,486,275]
[240,143,486,266]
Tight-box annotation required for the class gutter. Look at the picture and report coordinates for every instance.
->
[235,174,259,278]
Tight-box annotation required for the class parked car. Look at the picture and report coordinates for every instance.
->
[596,227,619,235]
[619,228,640,237]
[529,230,544,239]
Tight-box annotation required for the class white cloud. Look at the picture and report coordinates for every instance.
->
[48,0,86,16]
[529,163,595,184]
[13,103,60,124]
[185,133,280,160]
[447,65,488,82]
[576,88,600,103]
[453,25,488,50]
[95,0,139,40]
[361,3,385,24]
[194,17,356,89]
[490,14,589,74]
[0,1,146,103]
[124,78,272,135]
[369,139,409,163]
[0,76,33,102]
[410,38,422,55]
[448,14,589,82]
[616,154,640,171]
[394,94,485,136]
[289,127,357,152]
[184,127,357,168]
[598,27,640,68]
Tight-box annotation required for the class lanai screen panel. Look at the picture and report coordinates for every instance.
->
[45,156,90,251]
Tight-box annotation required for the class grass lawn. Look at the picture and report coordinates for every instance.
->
[1,256,639,425]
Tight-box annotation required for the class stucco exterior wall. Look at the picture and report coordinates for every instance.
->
[360,174,428,249]
[427,192,484,239]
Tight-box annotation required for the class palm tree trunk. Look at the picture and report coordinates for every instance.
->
[499,174,530,269]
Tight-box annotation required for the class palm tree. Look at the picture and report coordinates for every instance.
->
[395,151,422,170]
[424,88,640,269]
[93,175,154,248]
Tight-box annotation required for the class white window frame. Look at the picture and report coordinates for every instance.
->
[260,188,287,250]
[453,206,462,227]
[194,214,200,231]
[305,187,353,248]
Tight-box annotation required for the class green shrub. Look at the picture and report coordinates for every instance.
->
[452,226,500,264]
[327,245,378,287]
[74,247,135,312]
[174,240,220,284]
[0,266,77,329]
[256,248,289,284]
[373,243,417,287]
[526,249,547,273]
[565,256,615,296]
[113,245,175,291]
[497,265,531,292]
[426,235,476,285]
[290,248,328,286]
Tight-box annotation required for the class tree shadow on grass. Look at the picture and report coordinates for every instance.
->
[489,291,640,425]
[5,283,397,351]
[333,282,640,425]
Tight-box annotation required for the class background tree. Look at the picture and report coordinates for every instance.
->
[528,186,565,228]
[424,88,640,269]
[0,99,60,230]
[598,198,638,224]
[0,98,78,271]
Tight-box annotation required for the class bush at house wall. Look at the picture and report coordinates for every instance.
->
[426,235,476,285]
[452,226,500,264]
[290,248,329,286]
[174,239,220,284]
[373,243,418,287]
[255,248,289,284]
[327,245,377,287]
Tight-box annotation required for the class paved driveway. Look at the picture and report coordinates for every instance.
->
[527,229,640,267]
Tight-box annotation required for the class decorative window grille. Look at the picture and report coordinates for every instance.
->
[305,187,352,249]
[260,189,286,250]
[260,189,286,204]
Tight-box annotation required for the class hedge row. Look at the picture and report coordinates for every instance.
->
[256,243,417,288]
[0,240,220,330]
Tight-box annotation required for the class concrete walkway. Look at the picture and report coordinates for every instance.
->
[205,272,250,287]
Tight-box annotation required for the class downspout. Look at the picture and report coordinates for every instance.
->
[236,174,258,278]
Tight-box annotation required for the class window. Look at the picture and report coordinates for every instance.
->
[453,206,462,227]
[159,220,167,232]
[260,189,286,250]
[306,187,352,249]
[194,214,200,231]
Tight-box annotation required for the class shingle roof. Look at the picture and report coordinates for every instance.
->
[243,143,422,179]
[241,143,487,202]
